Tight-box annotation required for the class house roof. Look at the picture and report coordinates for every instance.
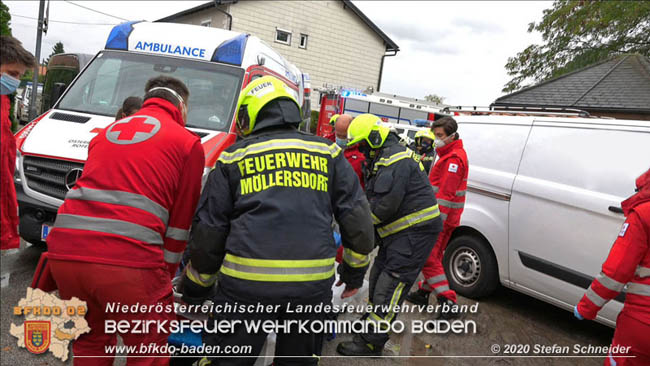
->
[493,54,650,114]
[155,0,399,53]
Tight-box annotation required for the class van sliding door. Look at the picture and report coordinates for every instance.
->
[508,121,650,325]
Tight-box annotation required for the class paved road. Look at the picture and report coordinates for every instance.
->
[2,241,613,366]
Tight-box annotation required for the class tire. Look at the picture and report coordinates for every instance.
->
[443,234,499,299]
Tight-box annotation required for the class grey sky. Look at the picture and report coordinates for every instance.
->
[5,1,550,105]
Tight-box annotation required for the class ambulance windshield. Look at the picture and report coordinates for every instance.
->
[57,50,244,132]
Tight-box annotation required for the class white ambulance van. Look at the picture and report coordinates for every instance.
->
[440,108,650,327]
[14,21,311,245]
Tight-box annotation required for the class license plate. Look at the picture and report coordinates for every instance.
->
[41,224,52,241]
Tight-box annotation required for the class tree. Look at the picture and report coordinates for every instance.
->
[0,0,11,36]
[503,1,650,93]
[44,41,65,65]
[424,94,445,105]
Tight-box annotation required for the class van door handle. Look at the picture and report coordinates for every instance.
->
[608,206,624,214]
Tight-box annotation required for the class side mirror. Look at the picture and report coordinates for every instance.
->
[51,82,68,105]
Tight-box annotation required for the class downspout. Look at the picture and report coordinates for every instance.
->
[214,3,233,30]
[378,48,397,92]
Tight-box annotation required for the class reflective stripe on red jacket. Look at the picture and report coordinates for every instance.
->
[46,98,205,277]
[428,139,468,229]
[1,95,20,250]
[577,169,650,325]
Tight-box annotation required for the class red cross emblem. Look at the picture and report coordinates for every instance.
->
[106,116,161,145]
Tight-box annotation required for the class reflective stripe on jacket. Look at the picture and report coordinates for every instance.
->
[46,98,205,277]
[428,139,468,229]
[366,133,442,239]
[577,181,650,325]
[188,126,374,302]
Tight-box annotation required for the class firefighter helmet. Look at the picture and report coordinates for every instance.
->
[414,129,436,144]
[329,114,340,126]
[236,76,301,136]
[347,114,390,149]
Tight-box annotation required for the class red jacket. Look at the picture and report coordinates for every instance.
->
[47,98,205,277]
[428,139,468,230]
[577,169,650,325]
[344,145,365,189]
[1,95,20,250]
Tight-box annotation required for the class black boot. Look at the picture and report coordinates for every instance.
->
[336,335,382,356]
[436,297,460,320]
[405,289,430,306]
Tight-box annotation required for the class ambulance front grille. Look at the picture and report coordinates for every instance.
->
[22,156,84,200]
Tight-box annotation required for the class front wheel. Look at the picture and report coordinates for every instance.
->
[443,235,499,299]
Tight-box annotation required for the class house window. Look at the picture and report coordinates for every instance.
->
[200,19,211,27]
[299,34,308,49]
[275,28,292,45]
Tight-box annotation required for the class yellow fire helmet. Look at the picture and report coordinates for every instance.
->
[414,129,436,144]
[236,75,301,136]
[329,114,340,126]
[347,113,390,149]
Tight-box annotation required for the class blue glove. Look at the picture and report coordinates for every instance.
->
[573,306,584,320]
[333,231,342,247]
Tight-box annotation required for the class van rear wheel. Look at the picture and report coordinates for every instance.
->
[443,235,498,299]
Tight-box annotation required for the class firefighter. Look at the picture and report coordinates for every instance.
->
[411,129,436,174]
[47,75,205,366]
[180,76,374,365]
[323,113,339,142]
[337,113,442,356]
[574,168,650,366]
[406,116,468,319]
[1,35,35,250]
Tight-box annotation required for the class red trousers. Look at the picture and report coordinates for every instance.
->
[418,227,457,302]
[604,311,650,366]
[49,260,174,366]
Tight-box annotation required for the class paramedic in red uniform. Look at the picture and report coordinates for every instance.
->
[406,116,467,319]
[334,114,366,263]
[47,76,205,366]
[1,36,35,250]
[334,114,365,188]
[575,168,650,366]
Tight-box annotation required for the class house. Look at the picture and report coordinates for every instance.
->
[493,54,650,121]
[156,0,399,107]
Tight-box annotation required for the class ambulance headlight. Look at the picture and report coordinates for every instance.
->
[14,151,22,184]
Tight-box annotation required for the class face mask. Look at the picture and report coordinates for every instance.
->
[335,137,348,149]
[0,73,21,95]
[420,140,433,154]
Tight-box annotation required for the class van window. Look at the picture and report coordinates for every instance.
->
[459,121,531,175]
[58,51,244,132]
[518,124,650,197]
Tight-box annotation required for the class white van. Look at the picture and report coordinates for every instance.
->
[441,111,650,327]
[14,21,310,246]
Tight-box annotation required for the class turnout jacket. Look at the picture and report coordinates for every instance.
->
[185,125,374,304]
[47,98,205,277]
[367,133,442,239]
[577,169,650,325]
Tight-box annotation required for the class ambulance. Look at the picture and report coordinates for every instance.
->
[14,21,311,246]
